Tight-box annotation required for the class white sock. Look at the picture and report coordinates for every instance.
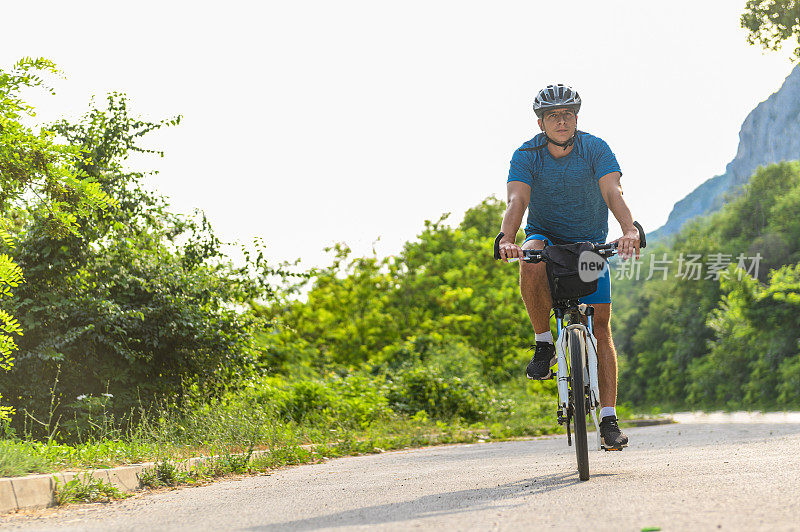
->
[600,406,617,419]
[534,331,554,344]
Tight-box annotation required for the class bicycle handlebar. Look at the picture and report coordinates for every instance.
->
[493,221,646,263]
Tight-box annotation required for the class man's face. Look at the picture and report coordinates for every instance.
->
[537,107,577,143]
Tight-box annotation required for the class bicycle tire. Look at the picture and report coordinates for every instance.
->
[569,327,590,481]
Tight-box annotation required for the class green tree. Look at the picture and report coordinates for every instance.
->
[616,162,800,410]
[258,197,533,382]
[0,254,24,421]
[687,263,800,409]
[0,58,114,422]
[741,0,800,60]
[3,93,288,432]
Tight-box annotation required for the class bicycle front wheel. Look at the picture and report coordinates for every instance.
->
[569,327,590,481]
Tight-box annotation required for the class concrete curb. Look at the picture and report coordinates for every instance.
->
[0,449,275,515]
[1,462,153,513]
[0,421,666,514]
[0,436,379,515]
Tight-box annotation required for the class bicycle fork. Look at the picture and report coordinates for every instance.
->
[554,308,603,450]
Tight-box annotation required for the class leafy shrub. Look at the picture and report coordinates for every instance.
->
[1,94,295,438]
[374,336,508,423]
[0,58,116,424]
[387,364,497,422]
[271,374,391,428]
[777,354,800,407]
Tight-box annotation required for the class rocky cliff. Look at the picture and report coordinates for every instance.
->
[651,65,800,241]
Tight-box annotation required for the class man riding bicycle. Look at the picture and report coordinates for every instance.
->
[497,84,640,450]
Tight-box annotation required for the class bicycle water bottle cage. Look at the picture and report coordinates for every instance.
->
[541,242,604,302]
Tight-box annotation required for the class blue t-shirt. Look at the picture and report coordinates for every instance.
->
[506,131,621,243]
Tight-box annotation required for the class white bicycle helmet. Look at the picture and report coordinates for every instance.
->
[533,84,582,118]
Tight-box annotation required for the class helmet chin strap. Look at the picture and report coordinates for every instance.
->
[544,133,575,151]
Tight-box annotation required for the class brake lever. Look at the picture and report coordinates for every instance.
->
[493,232,504,260]
[602,221,647,257]
[633,221,647,249]
[494,232,522,262]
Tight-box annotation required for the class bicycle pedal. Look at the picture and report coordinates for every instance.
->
[601,445,626,452]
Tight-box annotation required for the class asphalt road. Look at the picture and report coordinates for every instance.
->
[3,419,800,531]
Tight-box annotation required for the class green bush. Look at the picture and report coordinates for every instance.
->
[1,94,294,438]
[272,375,391,428]
[777,354,800,407]
[387,364,497,422]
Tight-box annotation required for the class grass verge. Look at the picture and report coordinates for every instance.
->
[1,375,654,488]
[0,440,54,477]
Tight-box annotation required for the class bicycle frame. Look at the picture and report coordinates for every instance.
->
[554,304,602,450]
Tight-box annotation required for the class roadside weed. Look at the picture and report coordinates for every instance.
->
[0,440,52,477]
[53,473,128,505]
[138,459,193,488]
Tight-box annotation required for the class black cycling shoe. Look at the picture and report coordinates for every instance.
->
[599,415,629,450]
[525,341,556,380]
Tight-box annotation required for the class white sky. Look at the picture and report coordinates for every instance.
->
[2,1,797,270]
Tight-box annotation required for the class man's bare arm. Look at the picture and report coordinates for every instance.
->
[498,181,531,261]
[599,171,639,259]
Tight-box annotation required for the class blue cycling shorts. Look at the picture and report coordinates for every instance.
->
[523,233,611,304]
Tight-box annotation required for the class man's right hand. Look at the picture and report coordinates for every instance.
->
[498,238,522,262]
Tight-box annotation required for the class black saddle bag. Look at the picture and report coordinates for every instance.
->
[540,242,603,301]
